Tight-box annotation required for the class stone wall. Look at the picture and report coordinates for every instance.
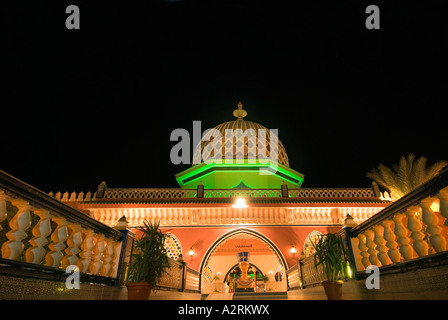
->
[0,275,126,300]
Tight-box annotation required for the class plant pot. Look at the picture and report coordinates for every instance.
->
[126,282,151,300]
[322,280,343,300]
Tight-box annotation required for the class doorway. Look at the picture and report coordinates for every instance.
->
[224,263,267,293]
[199,229,287,293]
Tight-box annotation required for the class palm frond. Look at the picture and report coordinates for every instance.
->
[410,155,427,189]
[396,154,413,195]
[425,160,448,180]
[366,154,447,200]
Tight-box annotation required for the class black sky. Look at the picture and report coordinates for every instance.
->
[2,0,448,193]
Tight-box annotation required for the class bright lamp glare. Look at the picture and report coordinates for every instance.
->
[290,246,296,255]
[233,198,248,208]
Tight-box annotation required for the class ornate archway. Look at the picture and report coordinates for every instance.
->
[223,262,265,283]
[199,228,287,290]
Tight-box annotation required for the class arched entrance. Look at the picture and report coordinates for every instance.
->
[224,263,265,283]
[224,263,267,293]
[199,228,287,293]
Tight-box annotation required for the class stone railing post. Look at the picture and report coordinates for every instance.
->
[373,225,390,266]
[420,198,446,253]
[0,191,8,231]
[357,233,370,269]
[393,213,413,260]
[100,238,115,277]
[349,237,363,272]
[77,229,94,273]
[61,223,83,269]
[25,209,52,264]
[436,187,448,227]
[110,240,123,278]
[405,206,428,257]
[90,234,105,275]
[382,219,401,264]
[365,229,380,266]
[1,199,31,261]
[436,187,448,230]
[45,217,69,268]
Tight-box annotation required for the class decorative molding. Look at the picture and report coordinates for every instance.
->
[50,187,379,201]
[86,206,384,228]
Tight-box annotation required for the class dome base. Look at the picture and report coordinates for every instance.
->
[175,159,304,189]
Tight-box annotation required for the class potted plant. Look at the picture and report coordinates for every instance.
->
[126,220,170,300]
[312,233,347,300]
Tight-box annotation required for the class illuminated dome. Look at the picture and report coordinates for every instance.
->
[176,102,304,189]
[192,102,290,167]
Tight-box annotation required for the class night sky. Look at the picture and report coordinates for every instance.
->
[2,1,448,194]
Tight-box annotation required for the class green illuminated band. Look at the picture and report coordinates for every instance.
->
[175,159,304,189]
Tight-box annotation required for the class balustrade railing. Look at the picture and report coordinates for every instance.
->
[154,258,200,292]
[287,228,355,290]
[298,255,327,287]
[102,188,198,200]
[348,168,448,276]
[184,266,201,292]
[157,258,185,291]
[204,189,282,198]
[289,188,375,198]
[286,263,302,289]
[0,170,130,286]
[287,169,448,291]
[51,187,379,201]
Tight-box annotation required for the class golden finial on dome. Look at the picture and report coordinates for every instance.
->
[233,101,247,119]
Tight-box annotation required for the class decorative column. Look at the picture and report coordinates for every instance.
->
[61,223,83,269]
[1,199,31,260]
[365,229,380,266]
[382,219,401,263]
[420,198,446,253]
[90,234,105,275]
[77,229,94,273]
[110,241,123,278]
[25,209,52,264]
[405,206,428,257]
[100,238,114,277]
[350,237,364,271]
[357,233,370,269]
[45,217,69,267]
[436,187,448,227]
[373,225,390,266]
[393,213,413,260]
[0,191,8,231]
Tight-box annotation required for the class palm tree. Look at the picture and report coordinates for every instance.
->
[366,153,447,200]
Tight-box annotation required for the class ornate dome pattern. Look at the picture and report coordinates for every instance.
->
[192,102,290,167]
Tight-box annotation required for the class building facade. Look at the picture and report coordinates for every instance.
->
[55,103,390,293]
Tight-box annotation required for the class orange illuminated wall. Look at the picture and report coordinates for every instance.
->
[213,238,272,256]
[153,226,342,271]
